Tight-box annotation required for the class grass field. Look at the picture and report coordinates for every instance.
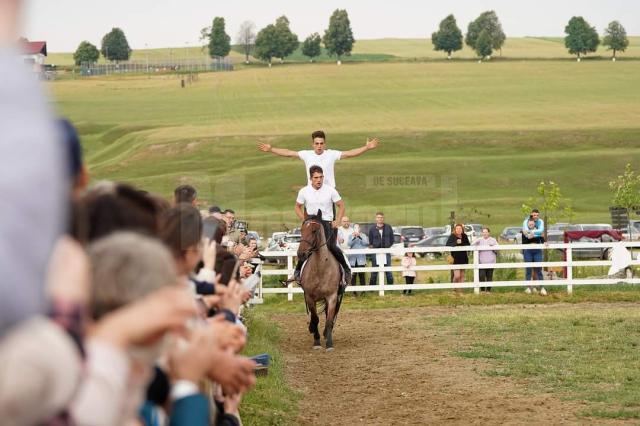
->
[433,304,640,419]
[49,60,640,234]
[243,291,640,424]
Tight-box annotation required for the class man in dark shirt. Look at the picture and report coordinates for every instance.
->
[368,212,395,285]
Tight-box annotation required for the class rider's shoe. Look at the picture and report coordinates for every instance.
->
[281,270,301,286]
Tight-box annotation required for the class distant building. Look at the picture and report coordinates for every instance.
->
[21,40,47,74]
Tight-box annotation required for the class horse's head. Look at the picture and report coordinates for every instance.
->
[299,214,326,253]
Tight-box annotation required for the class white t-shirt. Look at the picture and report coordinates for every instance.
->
[296,184,342,221]
[298,149,342,188]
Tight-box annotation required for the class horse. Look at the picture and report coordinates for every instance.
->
[297,213,345,351]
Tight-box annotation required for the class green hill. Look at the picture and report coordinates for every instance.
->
[50,60,640,234]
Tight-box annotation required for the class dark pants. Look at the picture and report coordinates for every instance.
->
[369,253,394,285]
[351,261,366,294]
[351,261,366,285]
[295,220,351,280]
[403,276,414,294]
[479,268,494,292]
[523,249,543,281]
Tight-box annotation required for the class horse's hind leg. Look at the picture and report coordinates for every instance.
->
[324,293,338,351]
[306,295,321,349]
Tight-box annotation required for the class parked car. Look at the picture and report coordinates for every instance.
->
[499,226,521,243]
[282,234,301,252]
[264,233,301,264]
[266,232,287,249]
[466,224,483,241]
[546,228,615,260]
[391,233,404,257]
[393,226,425,247]
[423,226,446,238]
[548,222,571,232]
[621,220,640,240]
[409,234,450,258]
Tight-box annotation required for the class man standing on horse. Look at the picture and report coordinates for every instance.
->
[258,130,380,189]
[286,165,351,285]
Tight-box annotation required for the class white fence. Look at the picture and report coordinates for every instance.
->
[254,242,640,302]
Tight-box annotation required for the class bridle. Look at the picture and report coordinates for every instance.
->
[300,217,327,256]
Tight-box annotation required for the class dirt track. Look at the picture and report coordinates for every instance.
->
[273,305,630,425]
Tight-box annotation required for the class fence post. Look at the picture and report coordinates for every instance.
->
[378,252,385,296]
[473,248,480,294]
[566,246,573,295]
[287,253,294,301]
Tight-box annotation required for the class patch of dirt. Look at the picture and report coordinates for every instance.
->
[272,304,632,425]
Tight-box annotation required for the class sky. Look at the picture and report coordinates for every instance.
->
[23,0,639,52]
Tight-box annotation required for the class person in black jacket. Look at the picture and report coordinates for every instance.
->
[446,224,471,285]
[368,212,395,285]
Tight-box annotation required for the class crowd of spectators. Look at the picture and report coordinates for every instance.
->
[0,13,265,423]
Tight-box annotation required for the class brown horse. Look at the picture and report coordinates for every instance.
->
[298,214,344,351]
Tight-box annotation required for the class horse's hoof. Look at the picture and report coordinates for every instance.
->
[326,347,334,352]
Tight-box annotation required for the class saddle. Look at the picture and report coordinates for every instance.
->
[295,258,350,290]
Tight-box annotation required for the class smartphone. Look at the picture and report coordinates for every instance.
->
[203,219,219,241]
[220,258,241,285]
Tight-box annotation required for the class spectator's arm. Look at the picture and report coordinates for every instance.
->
[446,235,456,247]
[361,233,369,246]
[533,220,545,238]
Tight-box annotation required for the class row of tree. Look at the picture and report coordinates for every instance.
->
[432,12,629,61]
[73,27,131,65]
[202,9,354,65]
[73,11,630,66]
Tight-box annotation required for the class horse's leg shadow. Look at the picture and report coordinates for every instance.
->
[324,293,338,351]
[306,295,321,349]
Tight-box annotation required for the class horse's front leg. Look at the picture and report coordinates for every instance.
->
[324,293,338,351]
[306,294,321,349]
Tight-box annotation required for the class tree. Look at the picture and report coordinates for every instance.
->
[301,33,322,62]
[466,11,505,56]
[603,21,629,60]
[236,21,256,64]
[101,28,131,61]
[609,163,640,234]
[73,41,100,65]
[431,14,463,59]
[254,24,279,66]
[323,9,355,65]
[208,17,231,59]
[273,16,299,62]
[564,16,599,61]
[475,29,493,60]
[522,180,574,241]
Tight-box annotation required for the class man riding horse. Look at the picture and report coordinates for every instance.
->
[285,165,351,285]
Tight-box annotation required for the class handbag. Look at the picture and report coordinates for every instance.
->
[446,254,454,264]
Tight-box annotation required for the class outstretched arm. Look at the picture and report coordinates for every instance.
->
[340,138,379,160]
[258,142,298,158]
